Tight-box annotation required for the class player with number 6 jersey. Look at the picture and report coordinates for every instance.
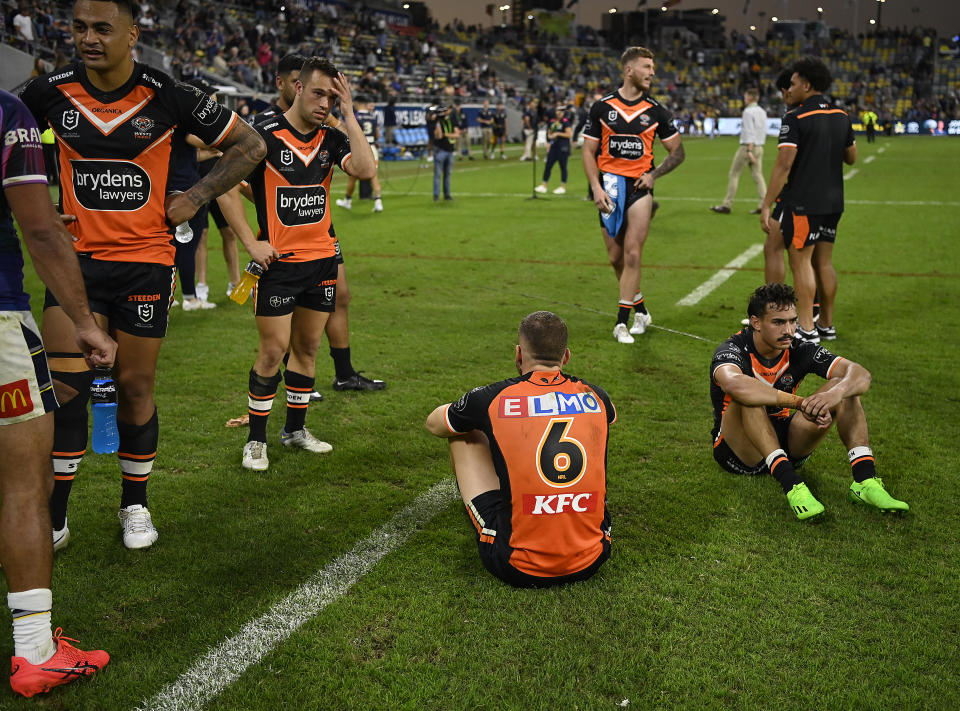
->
[426,311,614,587]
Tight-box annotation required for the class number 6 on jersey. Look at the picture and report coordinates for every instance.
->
[537,417,587,487]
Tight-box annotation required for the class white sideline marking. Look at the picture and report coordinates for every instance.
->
[676,243,764,306]
[864,156,875,164]
[843,169,859,180]
[135,479,458,711]
[878,147,886,153]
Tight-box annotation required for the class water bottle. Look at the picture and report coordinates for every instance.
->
[174,221,193,243]
[90,367,119,454]
[229,260,264,304]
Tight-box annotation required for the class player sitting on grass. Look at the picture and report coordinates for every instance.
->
[710,283,908,521]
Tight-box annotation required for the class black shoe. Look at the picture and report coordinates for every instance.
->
[332,372,386,391]
[710,205,731,214]
[749,208,762,215]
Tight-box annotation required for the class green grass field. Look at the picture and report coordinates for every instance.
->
[12,134,960,710]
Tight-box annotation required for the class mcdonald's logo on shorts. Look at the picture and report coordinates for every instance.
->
[0,379,32,418]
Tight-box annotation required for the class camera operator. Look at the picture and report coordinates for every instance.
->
[427,105,458,202]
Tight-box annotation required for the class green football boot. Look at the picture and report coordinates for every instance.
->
[849,477,909,513]
[786,482,825,521]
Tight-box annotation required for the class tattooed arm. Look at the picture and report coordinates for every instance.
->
[166,120,267,225]
[636,134,685,191]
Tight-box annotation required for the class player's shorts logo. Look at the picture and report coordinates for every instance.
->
[276,185,327,226]
[0,379,32,418]
[137,304,153,322]
[72,160,151,211]
[324,286,334,302]
[280,150,293,166]
[62,110,79,131]
[269,296,282,308]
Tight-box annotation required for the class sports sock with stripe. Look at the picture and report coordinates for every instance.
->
[632,292,648,315]
[848,446,876,483]
[48,369,92,531]
[8,589,54,665]
[248,369,281,443]
[766,449,803,493]
[617,301,631,326]
[118,408,158,509]
[283,369,314,433]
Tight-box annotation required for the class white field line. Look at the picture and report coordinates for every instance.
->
[864,155,876,163]
[377,190,959,207]
[878,146,886,153]
[844,168,859,180]
[134,479,458,711]
[676,243,764,306]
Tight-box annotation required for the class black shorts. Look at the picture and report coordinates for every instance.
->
[254,257,338,317]
[598,181,654,237]
[333,239,344,266]
[187,203,209,237]
[44,258,175,338]
[208,199,229,230]
[713,413,811,475]
[779,207,841,250]
[468,490,610,589]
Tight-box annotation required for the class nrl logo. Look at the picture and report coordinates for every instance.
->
[607,110,618,123]
[132,116,155,133]
[138,304,153,322]
[280,149,293,166]
[62,110,79,131]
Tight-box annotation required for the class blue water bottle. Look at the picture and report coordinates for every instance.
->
[91,367,119,454]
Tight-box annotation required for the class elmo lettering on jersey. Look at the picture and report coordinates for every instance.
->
[522,492,599,515]
[498,392,602,418]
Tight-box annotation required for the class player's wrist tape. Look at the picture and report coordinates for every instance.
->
[776,391,803,408]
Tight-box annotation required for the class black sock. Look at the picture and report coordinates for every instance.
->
[848,446,876,483]
[248,369,281,443]
[283,369,314,433]
[49,371,92,529]
[767,450,803,493]
[118,408,158,509]
[632,292,648,315]
[617,302,631,326]
[330,347,355,381]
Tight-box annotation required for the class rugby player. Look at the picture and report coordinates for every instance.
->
[426,311,614,588]
[711,283,908,521]
[252,54,386,396]
[335,95,384,213]
[582,46,685,345]
[761,56,856,344]
[239,57,376,471]
[0,88,115,697]
[20,0,267,549]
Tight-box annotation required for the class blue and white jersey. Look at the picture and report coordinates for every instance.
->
[355,109,379,144]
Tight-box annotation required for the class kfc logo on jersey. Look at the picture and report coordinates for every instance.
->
[72,160,150,211]
[608,135,645,160]
[498,391,602,418]
[276,185,327,226]
[522,492,598,515]
[62,109,79,131]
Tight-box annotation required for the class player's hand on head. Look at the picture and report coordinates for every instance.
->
[334,73,352,112]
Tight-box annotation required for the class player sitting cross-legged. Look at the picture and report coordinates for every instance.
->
[710,283,908,521]
[426,311,614,587]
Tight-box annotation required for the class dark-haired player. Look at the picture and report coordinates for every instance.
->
[582,46,685,345]
[239,58,376,471]
[0,87,115,697]
[335,95,383,212]
[711,283,907,521]
[251,54,386,396]
[761,56,856,344]
[20,0,266,549]
[425,311,614,587]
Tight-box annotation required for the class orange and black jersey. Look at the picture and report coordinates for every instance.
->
[710,327,844,440]
[778,94,855,215]
[582,91,678,178]
[20,61,238,266]
[247,115,351,262]
[444,369,615,579]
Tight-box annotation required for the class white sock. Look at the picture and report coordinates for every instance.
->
[765,448,789,470]
[8,589,55,664]
[847,446,873,464]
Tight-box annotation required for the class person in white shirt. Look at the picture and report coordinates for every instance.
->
[12,7,34,44]
[711,88,767,215]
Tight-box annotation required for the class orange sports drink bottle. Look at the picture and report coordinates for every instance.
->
[229,260,264,304]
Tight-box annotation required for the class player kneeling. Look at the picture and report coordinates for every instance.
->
[426,312,614,587]
[710,283,908,521]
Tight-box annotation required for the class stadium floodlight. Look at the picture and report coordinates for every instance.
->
[869,18,876,24]
[712,8,719,14]
[403,2,409,7]
[609,8,617,13]
[817,6,823,11]
[661,6,667,11]
[771,15,778,21]
[749,24,756,30]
